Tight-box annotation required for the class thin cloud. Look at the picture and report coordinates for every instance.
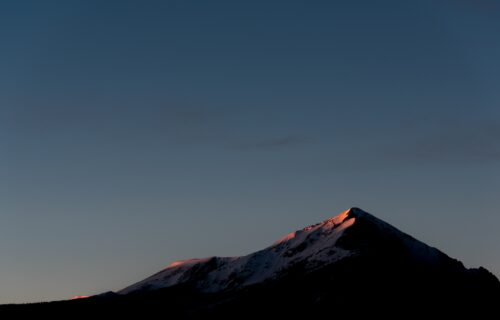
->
[389,120,500,165]
[230,136,311,150]
[320,118,500,172]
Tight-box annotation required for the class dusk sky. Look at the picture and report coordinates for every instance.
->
[1,0,499,303]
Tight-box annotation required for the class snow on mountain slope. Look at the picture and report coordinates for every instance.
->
[119,207,450,295]
[119,208,359,295]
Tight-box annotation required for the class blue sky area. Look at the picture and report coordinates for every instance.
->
[1,0,499,303]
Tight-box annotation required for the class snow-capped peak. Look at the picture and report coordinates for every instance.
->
[118,207,448,296]
[119,208,359,295]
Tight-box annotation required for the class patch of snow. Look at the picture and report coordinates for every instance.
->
[167,258,212,269]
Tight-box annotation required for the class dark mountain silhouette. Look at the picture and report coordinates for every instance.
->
[1,208,499,318]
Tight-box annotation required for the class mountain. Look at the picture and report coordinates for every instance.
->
[1,207,499,317]
[119,207,454,295]
[119,208,357,295]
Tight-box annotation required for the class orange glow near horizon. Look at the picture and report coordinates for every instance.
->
[71,295,90,300]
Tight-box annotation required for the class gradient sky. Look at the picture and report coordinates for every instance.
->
[1,0,500,303]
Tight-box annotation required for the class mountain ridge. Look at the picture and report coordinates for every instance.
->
[118,207,494,296]
[119,208,358,294]
[1,207,498,318]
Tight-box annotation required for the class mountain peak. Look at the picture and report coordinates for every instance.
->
[322,207,370,223]
[273,208,357,246]
[7,207,499,317]
[343,206,376,219]
[120,208,361,295]
[346,206,365,215]
[118,208,498,297]
[309,207,373,232]
[120,208,385,295]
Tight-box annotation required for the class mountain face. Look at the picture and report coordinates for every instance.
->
[119,208,357,295]
[2,208,499,317]
[119,207,493,296]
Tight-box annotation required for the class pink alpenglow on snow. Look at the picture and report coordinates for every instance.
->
[166,258,212,269]
[119,208,358,295]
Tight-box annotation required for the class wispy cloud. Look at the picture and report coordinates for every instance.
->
[229,135,311,150]
[319,117,500,172]
[388,120,500,165]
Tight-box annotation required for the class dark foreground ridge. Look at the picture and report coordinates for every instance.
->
[2,208,499,318]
